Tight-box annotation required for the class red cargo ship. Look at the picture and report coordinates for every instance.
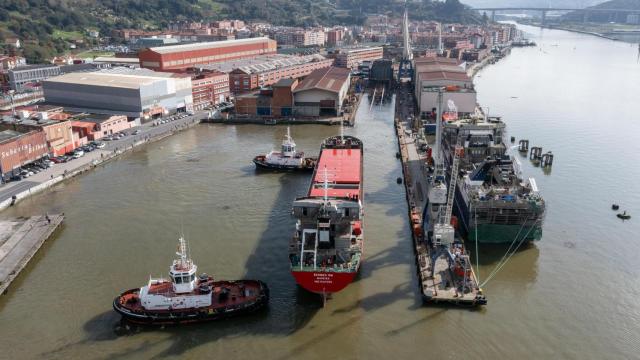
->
[289,135,364,299]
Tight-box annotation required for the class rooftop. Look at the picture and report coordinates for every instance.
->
[418,70,471,82]
[274,78,296,87]
[146,37,273,54]
[293,67,351,94]
[73,113,120,124]
[44,71,169,89]
[0,130,23,142]
[10,64,59,72]
[197,54,328,74]
[92,57,140,64]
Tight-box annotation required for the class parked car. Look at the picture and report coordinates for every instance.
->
[132,129,141,135]
[50,157,64,164]
[73,150,84,158]
[95,142,106,149]
[20,170,33,177]
[10,174,23,182]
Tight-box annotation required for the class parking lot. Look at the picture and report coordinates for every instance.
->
[0,111,205,204]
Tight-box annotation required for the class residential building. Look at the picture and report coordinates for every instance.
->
[0,56,26,72]
[326,28,345,47]
[138,37,277,71]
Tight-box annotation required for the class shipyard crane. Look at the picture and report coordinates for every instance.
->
[398,0,414,80]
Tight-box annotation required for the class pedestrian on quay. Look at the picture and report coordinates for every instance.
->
[45,213,51,224]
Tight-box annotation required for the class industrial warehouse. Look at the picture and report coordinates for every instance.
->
[42,69,194,118]
[137,37,278,71]
[234,66,352,119]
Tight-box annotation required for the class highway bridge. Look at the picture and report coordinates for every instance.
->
[472,7,640,25]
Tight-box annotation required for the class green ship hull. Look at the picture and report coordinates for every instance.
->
[468,224,543,244]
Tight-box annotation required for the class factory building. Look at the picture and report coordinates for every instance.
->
[138,37,277,71]
[235,78,298,117]
[42,70,193,119]
[414,57,476,117]
[216,54,333,94]
[293,67,351,117]
[0,128,48,181]
[331,46,384,69]
[8,64,61,91]
[190,70,230,110]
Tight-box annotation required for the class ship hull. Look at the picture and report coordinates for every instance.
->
[454,185,543,244]
[113,281,269,325]
[468,224,542,243]
[291,270,358,294]
[253,157,315,172]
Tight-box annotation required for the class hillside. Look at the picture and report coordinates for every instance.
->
[1,0,480,63]
[563,0,640,21]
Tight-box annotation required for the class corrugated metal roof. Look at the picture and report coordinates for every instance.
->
[43,72,168,89]
[418,70,470,82]
[148,37,272,54]
[293,67,350,94]
[198,54,328,74]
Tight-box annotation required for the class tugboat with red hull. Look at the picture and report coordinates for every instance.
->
[253,127,317,171]
[289,135,364,301]
[113,236,269,325]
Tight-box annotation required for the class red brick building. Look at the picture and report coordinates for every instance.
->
[0,129,48,179]
[190,71,230,110]
[226,54,333,94]
[138,37,277,71]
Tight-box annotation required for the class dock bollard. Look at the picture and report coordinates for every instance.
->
[518,139,529,152]
[541,151,554,167]
[530,146,543,160]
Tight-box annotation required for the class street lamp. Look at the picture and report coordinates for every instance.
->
[8,90,16,119]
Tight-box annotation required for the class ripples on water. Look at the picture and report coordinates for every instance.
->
[0,24,639,359]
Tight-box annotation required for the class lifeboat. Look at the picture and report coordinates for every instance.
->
[113,236,269,325]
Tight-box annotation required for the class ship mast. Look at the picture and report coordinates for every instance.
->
[437,23,444,56]
[176,235,191,270]
[323,166,330,204]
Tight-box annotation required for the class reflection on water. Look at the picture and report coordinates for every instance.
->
[0,24,639,359]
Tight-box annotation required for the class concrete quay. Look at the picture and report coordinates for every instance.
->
[0,214,64,295]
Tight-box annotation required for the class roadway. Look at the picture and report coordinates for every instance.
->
[0,111,206,204]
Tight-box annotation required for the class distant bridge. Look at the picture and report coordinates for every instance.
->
[472,7,640,25]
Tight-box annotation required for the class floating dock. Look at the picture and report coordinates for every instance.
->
[0,214,64,295]
[394,83,485,306]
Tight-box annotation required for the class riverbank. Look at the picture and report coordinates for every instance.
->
[467,47,511,79]
[0,114,202,213]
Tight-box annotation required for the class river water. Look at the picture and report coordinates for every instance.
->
[1,24,639,359]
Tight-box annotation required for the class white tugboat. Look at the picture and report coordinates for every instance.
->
[113,236,269,325]
[253,127,317,171]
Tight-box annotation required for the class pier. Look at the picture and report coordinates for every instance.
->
[395,82,484,306]
[0,214,64,295]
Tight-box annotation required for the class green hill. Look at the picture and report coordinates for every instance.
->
[1,0,481,63]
